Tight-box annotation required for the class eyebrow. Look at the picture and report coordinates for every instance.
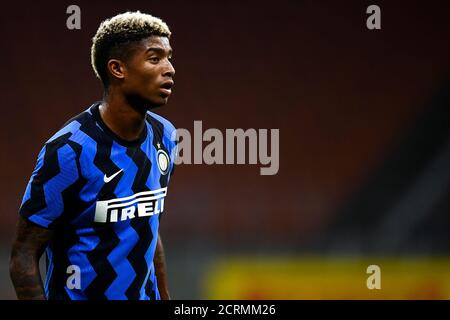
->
[145,47,172,56]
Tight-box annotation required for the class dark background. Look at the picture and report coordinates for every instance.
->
[1,0,450,299]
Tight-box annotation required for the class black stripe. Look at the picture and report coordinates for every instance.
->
[47,229,80,300]
[84,225,119,299]
[144,270,156,300]
[125,144,154,299]
[46,140,90,299]
[49,140,89,228]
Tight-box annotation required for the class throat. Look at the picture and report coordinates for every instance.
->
[98,102,147,142]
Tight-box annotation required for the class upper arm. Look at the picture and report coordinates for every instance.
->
[19,138,80,229]
[11,215,53,259]
[9,216,53,300]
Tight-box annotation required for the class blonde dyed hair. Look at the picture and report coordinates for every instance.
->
[91,11,171,86]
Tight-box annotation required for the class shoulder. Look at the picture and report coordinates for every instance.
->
[146,111,177,139]
[46,106,94,143]
[41,106,94,159]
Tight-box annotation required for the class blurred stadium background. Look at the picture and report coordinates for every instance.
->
[1,0,450,299]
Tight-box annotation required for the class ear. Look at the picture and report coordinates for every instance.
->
[107,59,126,80]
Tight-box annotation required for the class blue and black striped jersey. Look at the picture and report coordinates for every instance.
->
[19,102,177,300]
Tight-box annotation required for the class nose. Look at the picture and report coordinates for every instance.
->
[163,60,175,78]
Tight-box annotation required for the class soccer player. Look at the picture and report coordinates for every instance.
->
[9,11,177,300]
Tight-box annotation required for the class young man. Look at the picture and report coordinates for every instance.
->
[9,11,177,300]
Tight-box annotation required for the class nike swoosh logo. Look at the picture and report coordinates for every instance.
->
[104,169,123,183]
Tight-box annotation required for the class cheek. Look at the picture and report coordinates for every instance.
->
[140,73,159,93]
[128,63,157,87]
[140,64,159,83]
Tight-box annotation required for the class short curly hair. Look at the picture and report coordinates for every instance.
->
[91,11,171,87]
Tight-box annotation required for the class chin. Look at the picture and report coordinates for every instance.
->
[146,97,169,109]
[126,90,170,109]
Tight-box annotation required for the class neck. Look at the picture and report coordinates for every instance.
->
[99,89,147,142]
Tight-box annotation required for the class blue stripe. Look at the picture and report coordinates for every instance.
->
[105,221,139,299]
[44,247,54,297]
[46,120,80,143]
[105,141,140,299]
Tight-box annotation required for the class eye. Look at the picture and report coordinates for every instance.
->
[168,56,174,63]
[149,57,160,63]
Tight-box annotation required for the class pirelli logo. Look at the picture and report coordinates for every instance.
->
[94,187,167,223]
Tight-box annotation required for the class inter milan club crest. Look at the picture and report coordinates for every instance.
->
[156,142,170,175]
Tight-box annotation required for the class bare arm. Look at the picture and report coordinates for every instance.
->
[154,233,171,300]
[9,216,53,300]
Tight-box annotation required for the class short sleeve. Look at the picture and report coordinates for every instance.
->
[19,141,80,229]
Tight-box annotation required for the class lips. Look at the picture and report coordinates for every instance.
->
[160,80,174,96]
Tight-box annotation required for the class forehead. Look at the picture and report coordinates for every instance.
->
[139,36,172,52]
